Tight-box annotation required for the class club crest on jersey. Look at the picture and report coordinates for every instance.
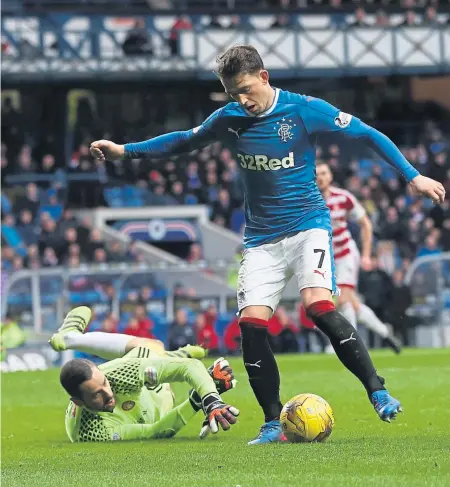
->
[274,118,296,143]
[334,112,352,128]
[122,400,135,411]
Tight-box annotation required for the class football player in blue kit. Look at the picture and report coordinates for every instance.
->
[90,45,445,445]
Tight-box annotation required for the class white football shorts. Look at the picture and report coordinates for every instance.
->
[237,228,337,312]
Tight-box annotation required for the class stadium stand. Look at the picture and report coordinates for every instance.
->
[2,1,449,355]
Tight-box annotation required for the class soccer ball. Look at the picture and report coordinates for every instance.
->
[280,393,335,443]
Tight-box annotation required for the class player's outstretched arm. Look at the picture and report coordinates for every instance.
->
[139,356,239,436]
[104,399,198,441]
[301,97,446,204]
[90,108,223,161]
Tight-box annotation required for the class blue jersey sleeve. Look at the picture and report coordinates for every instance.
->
[124,108,224,159]
[300,97,420,182]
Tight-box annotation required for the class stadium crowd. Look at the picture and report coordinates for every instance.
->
[2,86,449,352]
[2,93,449,271]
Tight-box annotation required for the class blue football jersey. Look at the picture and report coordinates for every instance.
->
[125,87,419,249]
[197,88,340,248]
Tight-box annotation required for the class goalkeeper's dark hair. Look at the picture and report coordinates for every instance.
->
[215,45,264,78]
[60,358,95,399]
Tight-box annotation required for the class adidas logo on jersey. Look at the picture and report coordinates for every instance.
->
[237,152,295,171]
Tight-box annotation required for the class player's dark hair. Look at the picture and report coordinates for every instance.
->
[216,45,264,78]
[60,359,95,399]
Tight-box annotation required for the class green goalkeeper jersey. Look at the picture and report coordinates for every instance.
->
[65,347,216,442]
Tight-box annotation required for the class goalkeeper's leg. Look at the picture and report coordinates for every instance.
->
[50,306,206,360]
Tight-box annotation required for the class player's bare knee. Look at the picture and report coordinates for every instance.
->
[301,287,333,309]
[240,305,272,322]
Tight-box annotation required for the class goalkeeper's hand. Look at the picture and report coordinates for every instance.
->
[208,357,237,394]
[199,392,239,439]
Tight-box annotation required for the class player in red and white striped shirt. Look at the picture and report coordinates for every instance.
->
[316,161,401,353]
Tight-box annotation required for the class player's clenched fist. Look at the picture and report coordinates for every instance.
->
[90,140,125,162]
[200,392,239,439]
[208,357,237,394]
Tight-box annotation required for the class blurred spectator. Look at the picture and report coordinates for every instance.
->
[416,234,441,258]
[203,172,220,203]
[359,256,394,323]
[101,315,118,334]
[17,209,39,245]
[38,218,61,255]
[40,154,56,174]
[108,241,126,263]
[170,181,185,204]
[12,256,24,271]
[271,15,291,28]
[212,188,233,227]
[1,313,26,359]
[85,228,104,259]
[271,306,299,353]
[58,208,79,234]
[122,19,153,56]
[223,317,241,354]
[169,16,192,57]
[379,207,405,242]
[139,286,154,303]
[422,6,439,25]
[14,183,40,218]
[65,243,85,265]
[168,308,195,349]
[94,248,109,265]
[123,305,154,338]
[15,146,37,174]
[42,247,59,267]
[400,10,417,26]
[186,243,202,263]
[67,255,81,268]
[375,10,390,27]
[2,246,15,271]
[186,162,201,191]
[195,313,219,353]
[25,244,39,266]
[350,7,369,27]
[203,303,218,328]
[208,16,223,28]
[173,281,196,297]
[385,269,414,346]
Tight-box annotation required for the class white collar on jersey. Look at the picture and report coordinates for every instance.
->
[243,87,280,118]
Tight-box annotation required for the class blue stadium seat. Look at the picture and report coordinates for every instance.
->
[1,225,27,256]
[1,193,12,214]
[380,164,397,181]
[40,204,63,221]
[152,317,169,345]
[185,194,199,205]
[69,291,102,304]
[215,314,233,338]
[104,187,124,207]
[7,295,31,306]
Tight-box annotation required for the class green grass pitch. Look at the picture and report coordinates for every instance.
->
[2,349,450,487]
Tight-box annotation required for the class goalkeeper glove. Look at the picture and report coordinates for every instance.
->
[208,357,237,394]
[188,357,237,410]
[200,392,239,439]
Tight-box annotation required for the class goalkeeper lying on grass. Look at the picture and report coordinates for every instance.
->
[50,306,239,442]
